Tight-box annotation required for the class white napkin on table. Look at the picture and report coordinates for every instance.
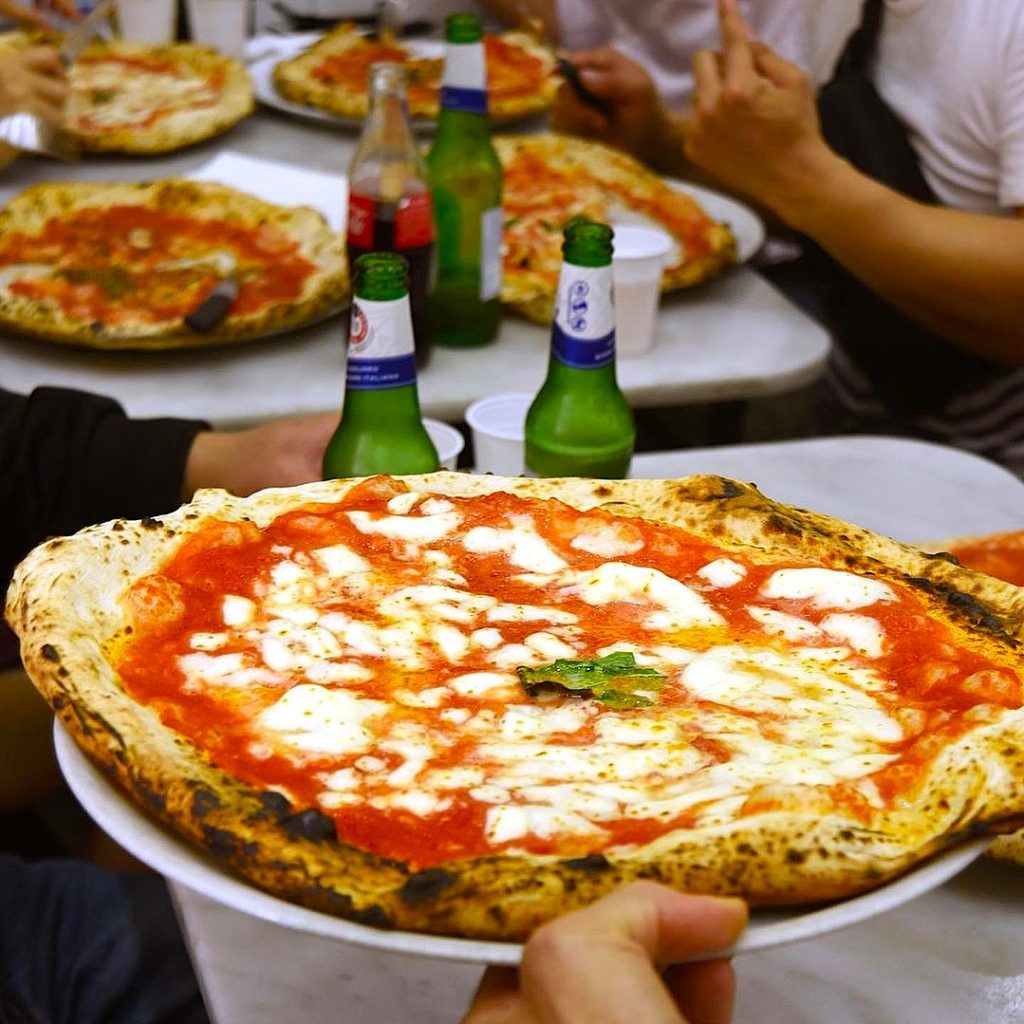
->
[189,151,347,231]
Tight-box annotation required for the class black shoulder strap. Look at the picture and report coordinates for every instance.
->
[836,0,884,75]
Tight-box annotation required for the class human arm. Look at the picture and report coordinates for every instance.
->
[0,47,68,123]
[461,882,748,1024]
[475,0,559,42]
[0,0,79,29]
[685,0,1024,363]
[550,46,691,176]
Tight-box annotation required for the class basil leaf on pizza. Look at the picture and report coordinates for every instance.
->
[517,652,667,708]
[7,474,1024,942]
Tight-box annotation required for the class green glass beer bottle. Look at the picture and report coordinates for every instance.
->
[322,252,439,478]
[525,218,635,478]
[425,13,503,347]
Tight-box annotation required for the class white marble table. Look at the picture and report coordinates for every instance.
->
[0,110,829,426]
[163,435,1024,1024]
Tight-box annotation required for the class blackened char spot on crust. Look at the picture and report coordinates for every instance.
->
[488,904,507,927]
[136,777,166,815]
[906,576,1006,634]
[562,853,613,873]
[201,823,258,859]
[52,694,67,709]
[593,485,613,499]
[765,513,803,537]
[400,867,459,906]
[41,644,60,662]
[785,848,807,865]
[714,479,745,499]
[190,787,221,821]
[736,842,755,856]
[349,904,393,929]
[112,521,125,532]
[257,790,293,817]
[281,807,336,842]
[140,518,161,529]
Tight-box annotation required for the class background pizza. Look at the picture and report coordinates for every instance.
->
[0,32,253,154]
[497,133,738,323]
[272,22,558,123]
[7,474,1024,941]
[0,179,347,349]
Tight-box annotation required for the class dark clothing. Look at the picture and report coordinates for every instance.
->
[0,387,210,1024]
[0,385,207,665]
[0,857,210,1024]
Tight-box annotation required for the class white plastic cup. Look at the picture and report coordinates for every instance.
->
[186,0,248,57]
[465,392,532,476]
[611,224,673,357]
[423,417,465,471]
[116,0,177,42]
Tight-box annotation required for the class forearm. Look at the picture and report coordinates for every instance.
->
[476,0,558,40]
[778,153,1024,363]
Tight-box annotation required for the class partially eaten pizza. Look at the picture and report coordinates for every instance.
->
[920,528,1024,868]
[272,22,558,123]
[497,133,738,323]
[0,33,253,153]
[0,180,347,349]
[7,474,1024,941]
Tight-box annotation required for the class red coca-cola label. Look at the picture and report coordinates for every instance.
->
[395,192,434,249]
[347,193,376,248]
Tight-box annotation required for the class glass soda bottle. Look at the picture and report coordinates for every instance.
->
[347,62,435,367]
[525,218,635,478]
[425,13,503,347]
[322,252,440,478]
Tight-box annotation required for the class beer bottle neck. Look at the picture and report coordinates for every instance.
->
[438,40,489,120]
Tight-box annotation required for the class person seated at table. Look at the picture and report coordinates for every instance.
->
[481,0,807,128]
[0,42,70,167]
[546,0,1024,478]
[462,881,748,1024]
[0,0,79,29]
[1,384,337,1024]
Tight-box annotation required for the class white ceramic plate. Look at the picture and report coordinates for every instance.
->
[55,722,987,966]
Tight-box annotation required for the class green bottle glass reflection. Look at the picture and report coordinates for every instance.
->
[525,218,635,478]
[322,253,439,478]
[425,13,503,347]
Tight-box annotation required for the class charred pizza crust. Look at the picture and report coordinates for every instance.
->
[272,22,558,122]
[496,133,738,323]
[0,179,347,349]
[0,32,253,153]
[7,474,1024,941]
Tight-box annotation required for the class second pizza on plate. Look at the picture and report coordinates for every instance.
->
[272,22,559,123]
[0,31,254,154]
[0,180,348,349]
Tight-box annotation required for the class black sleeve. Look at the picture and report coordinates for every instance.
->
[0,386,209,589]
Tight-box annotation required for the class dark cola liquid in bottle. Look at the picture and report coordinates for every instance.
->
[346,62,435,367]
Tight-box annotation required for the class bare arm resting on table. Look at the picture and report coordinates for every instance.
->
[462,882,747,1024]
[684,0,1024,364]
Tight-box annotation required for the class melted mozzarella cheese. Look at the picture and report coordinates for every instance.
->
[760,568,895,610]
[747,606,822,642]
[569,562,725,631]
[820,613,886,658]
[569,522,644,558]
[463,521,569,573]
[697,558,747,588]
[258,684,388,756]
[313,543,370,576]
[347,508,462,543]
[222,594,255,627]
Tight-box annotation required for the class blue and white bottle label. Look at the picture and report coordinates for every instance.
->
[440,41,488,115]
[481,206,503,300]
[552,263,616,369]
[346,297,417,390]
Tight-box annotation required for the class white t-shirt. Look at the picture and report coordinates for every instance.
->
[555,0,808,108]
[874,0,1024,212]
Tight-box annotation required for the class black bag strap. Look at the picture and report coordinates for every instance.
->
[836,0,883,75]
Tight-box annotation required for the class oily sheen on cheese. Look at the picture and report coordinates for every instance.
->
[114,481,1022,870]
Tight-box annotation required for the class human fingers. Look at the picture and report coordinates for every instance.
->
[551,80,610,137]
[561,45,627,75]
[750,42,806,90]
[19,46,66,78]
[461,967,533,1024]
[45,0,83,20]
[718,0,758,94]
[27,69,69,105]
[0,0,50,28]
[520,883,747,1024]
[691,49,723,111]
[664,958,737,1024]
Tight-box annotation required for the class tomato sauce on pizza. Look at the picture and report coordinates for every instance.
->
[114,480,1023,870]
[0,205,317,326]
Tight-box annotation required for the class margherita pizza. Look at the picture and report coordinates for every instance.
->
[8,475,1024,941]
[0,33,253,153]
[272,22,558,123]
[0,180,347,349]
[497,133,738,323]
[921,528,1024,868]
